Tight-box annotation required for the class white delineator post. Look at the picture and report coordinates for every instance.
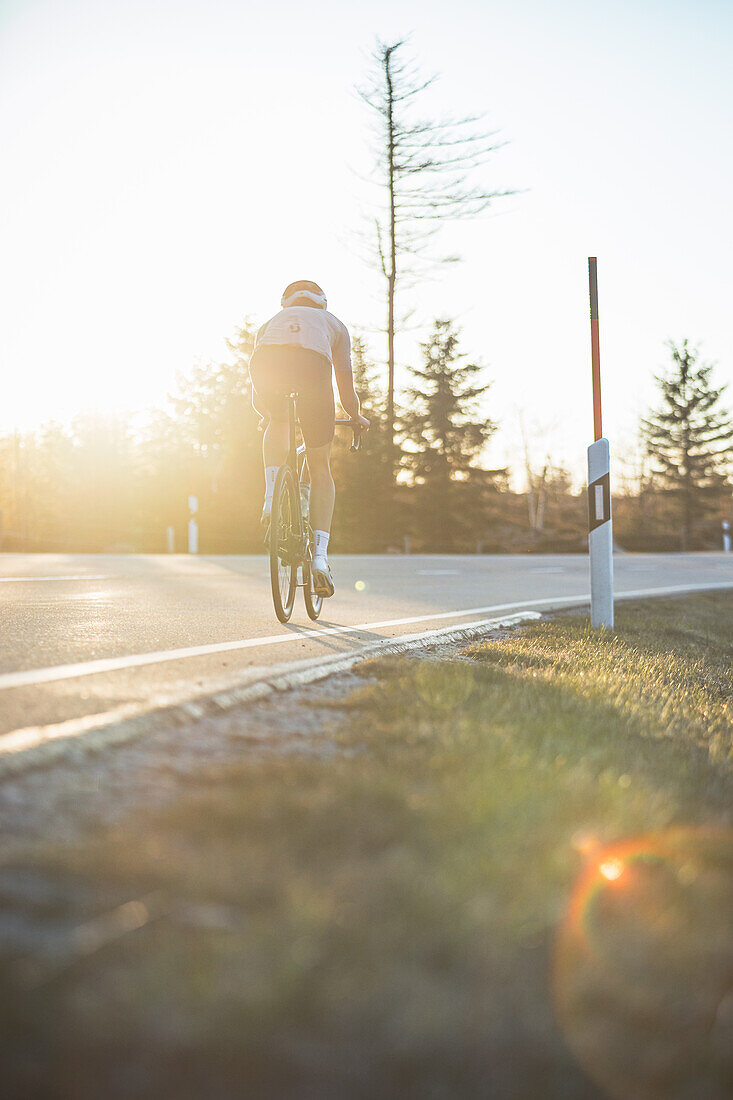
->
[188,495,199,555]
[587,257,614,629]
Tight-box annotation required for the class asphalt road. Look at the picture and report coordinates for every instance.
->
[0,552,731,741]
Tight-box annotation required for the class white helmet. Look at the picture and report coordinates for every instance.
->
[281,280,327,310]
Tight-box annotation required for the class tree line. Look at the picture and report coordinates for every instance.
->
[0,325,730,555]
[0,41,730,555]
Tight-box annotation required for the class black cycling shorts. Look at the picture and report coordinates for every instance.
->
[249,345,335,448]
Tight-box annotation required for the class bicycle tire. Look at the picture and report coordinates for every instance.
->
[270,466,298,623]
[302,545,323,620]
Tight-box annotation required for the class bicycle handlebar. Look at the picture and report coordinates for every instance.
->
[259,413,364,453]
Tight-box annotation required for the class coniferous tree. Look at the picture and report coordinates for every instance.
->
[641,340,732,549]
[400,319,499,550]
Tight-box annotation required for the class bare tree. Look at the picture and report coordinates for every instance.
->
[357,39,513,475]
[519,413,549,535]
[516,412,573,538]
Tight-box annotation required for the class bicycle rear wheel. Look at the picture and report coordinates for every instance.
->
[302,544,324,620]
[270,466,298,623]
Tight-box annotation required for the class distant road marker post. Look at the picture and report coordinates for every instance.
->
[587,257,614,629]
[188,495,199,555]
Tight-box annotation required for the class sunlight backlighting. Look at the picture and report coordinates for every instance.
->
[2,0,731,478]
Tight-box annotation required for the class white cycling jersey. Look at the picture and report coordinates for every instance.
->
[254,307,351,374]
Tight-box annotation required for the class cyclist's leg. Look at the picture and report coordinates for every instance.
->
[306,446,335,596]
[295,354,336,596]
[307,445,335,595]
[296,358,335,536]
[307,443,335,533]
[262,419,288,468]
[251,350,290,525]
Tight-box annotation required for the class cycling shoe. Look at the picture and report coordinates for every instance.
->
[311,558,334,598]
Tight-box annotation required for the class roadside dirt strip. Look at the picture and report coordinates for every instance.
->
[0,667,372,851]
[0,613,548,858]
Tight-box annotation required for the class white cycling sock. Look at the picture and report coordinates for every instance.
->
[314,530,330,559]
[264,466,279,505]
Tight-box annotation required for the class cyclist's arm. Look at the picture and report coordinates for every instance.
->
[334,371,361,421]
[332,326,367,425]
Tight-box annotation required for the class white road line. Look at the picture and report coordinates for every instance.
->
[0,613,542,771]
[417,569,461,575]
[0,581,731,692]
[0,575,109,583]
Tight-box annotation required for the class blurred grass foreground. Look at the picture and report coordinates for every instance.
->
[2,594,732,1098]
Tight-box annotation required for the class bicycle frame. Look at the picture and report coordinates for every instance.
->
[268,394,362,622]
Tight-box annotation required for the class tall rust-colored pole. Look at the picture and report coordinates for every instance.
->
[588,257,602,441]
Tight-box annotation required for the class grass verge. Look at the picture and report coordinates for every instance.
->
[1,593,732,1099]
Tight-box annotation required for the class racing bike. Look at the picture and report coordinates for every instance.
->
[269,394,361,623]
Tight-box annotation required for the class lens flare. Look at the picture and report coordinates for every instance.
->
[599,857,623,881]
[553,827,733,1100]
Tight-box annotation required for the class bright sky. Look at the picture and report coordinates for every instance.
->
[1,0,731,482]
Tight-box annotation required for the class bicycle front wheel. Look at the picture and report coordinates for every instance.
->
[270,466,298,623]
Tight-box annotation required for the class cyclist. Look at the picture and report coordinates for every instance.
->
[250,280,369,597]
